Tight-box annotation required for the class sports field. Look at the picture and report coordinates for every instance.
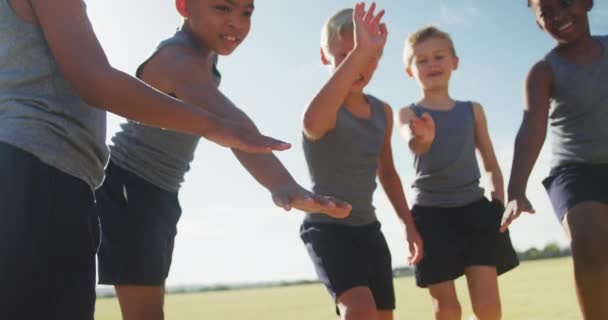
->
[96,257,579,319]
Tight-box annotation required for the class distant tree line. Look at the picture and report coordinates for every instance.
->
[516,241,571,261]
[97,242,572,298]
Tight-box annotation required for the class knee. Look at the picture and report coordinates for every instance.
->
[342,301,378,320]
[433,299,461,320]
[472,301,501,320]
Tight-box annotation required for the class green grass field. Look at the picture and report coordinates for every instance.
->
[96,257,579,319]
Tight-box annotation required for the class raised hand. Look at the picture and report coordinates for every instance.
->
[272,182,352,219]
[410,112,435,145]
[206,120,291,153]
[500,195,536,232]
[353,2,388,58]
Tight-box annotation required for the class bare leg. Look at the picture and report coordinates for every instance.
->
[465,266,501,320]
[337,286,379,320]
[563,202,608,320]
[378,309,393,320]
[115,284,165,320]
[428,281,462,320]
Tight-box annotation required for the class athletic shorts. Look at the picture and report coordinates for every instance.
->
[543,163,608,222]
[411,197,519,288]
[0,142,99,320]
[300,221,395,311]
[97,160,182,286]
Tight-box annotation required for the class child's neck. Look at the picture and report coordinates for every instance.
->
[182,23,216,61]
[418,89,454,110]
[344,92,368,108]
[556,32,602,64]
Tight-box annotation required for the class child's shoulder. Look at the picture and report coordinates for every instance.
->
[365,93,392,115]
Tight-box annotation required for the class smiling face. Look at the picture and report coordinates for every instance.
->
[529,0,593,44]
[406,36,459,92]
[176,0,254,55]
[321,31,380,93]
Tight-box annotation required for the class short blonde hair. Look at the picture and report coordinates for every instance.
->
[404,26,456,67]
[321,8,354,55]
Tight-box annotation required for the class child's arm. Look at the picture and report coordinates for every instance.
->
[397,107,435,155]
[28,0,286,154]
[302,3,387,141]
[501,61,552,232]
[472,103,504,204]
[155,47,350,218]
[378,104,423,265]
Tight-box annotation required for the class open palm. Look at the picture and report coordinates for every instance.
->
[353,2,388,56]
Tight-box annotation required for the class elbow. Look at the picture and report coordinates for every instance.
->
[302,115,323,140]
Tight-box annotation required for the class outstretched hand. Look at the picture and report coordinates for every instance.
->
[410,112,435,144]
[353,2,388,58]
[207,120,291,153]
[272,183,352,219]
[500,195,536,232]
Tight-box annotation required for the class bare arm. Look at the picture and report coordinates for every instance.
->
[472,103,504,204]
[157,47,350,218]
[302,3,387,140]
[501,61,552,231]
[397,107,435,155]
[377,104,423,264]
[27,0,285,153]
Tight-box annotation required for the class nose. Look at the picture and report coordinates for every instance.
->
[227,13,244,30]
[552,6,568,22]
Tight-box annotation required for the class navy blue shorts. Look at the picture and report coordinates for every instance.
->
[96,161,182,286]
[300,221,395,311]
[411,197,519,288]
[543,163,608,222]
[0,142,100,320]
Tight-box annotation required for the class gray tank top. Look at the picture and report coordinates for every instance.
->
[410,101,484,207]
[110,30,221,192]
[0,0,108,190]
[303,95,386,226]
[545,36,608,167]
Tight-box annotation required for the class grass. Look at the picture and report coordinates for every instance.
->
[95,257,579,319]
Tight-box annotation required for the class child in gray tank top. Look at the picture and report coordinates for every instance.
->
[398,26,518,320]
[300,5,423,319]
[505,1,608,318]
[96,1,352,319]
[0,0,296,319]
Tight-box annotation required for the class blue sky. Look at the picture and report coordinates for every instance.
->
[88,1,608,286]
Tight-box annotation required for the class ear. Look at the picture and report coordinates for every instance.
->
[452,55,460,71]
[585,0,594,11]
[405,67,414,78]
[176,0,189,18]
[320,48,330,65]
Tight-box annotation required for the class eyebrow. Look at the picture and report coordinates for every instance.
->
[225,0,255,9]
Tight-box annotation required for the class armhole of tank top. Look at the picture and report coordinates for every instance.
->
[410,104,422,118]
[466,101,476,122]
[135,38,184,79]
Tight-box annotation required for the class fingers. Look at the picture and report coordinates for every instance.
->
[244,134,291,153]
[408,241,423,265]
[363,2,376,23]
[500,211,519,233]
[353,2,364,21]
[420,112,433,122]
[272,193,292,211]
[378,23,388,40]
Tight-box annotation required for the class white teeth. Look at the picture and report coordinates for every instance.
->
[559,22,573,31]
[222,35,237,41]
